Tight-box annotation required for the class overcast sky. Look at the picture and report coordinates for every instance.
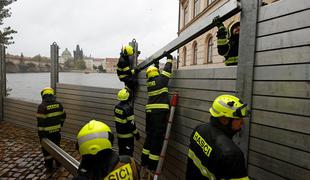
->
[5,0,179,59]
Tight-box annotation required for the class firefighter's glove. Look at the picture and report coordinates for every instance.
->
[134,67,141,74]
[212,16,224,28]
[154,60,160,68]
[166,54,173,60]
[134,132,140,141]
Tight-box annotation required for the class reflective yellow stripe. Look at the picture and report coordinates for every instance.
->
[217,38,228,45]
[149,153,160,161]
[148,87,168,96]
[162,71,171,78]
[104,163,133,180]
[225,56,238,65]
[114,117,127,124]
[117,133,133,138]
[36,111,64,119]
[188,149,216,180]
[127,115,134,121]
[38,124,61,131]
[132,129,138,134]
[117,66,130,71]
[146,104,169,110]
[119,74,128,79]
[167,59,172,63]
[142,148,150,155]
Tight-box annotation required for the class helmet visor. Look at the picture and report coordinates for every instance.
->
[233,104,248,118]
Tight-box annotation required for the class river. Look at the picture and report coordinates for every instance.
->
[6,72,124,103]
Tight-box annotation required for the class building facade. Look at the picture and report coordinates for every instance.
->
[105,58,118,73]
[178,0,240,69]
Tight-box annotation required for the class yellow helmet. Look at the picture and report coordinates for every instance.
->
[209,94,248,118]
[122,45,134,56]
[77,120,113,155]
[40,87,55,96]
[117,88,130,101]
[228,21,240,37]
[146,66,159,78]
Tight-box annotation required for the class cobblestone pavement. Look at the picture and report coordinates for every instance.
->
[0,121,80,179]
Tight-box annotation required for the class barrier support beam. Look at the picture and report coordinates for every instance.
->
[0,45,6,121]
[41,138,80,176]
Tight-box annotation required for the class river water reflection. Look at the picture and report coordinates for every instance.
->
[6,72,123,102]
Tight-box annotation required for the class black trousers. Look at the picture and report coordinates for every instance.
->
[118,137,134,157]
[40,132,61,169]
[141,111,168,170]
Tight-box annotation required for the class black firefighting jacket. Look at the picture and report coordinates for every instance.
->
[36,95,66,137]
[145,59,172,112]
[74,150,139,180]
[114,101,138,139]
[216,22,239,66]
[117,54,135,83]
[186,117,249,180]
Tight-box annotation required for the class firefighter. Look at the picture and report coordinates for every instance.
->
[114,88,140,156]
[186,94,250,180]
[73,120,139,180]
[117,44,140,93]
[36,87,66,172]
[140,54,173,178]
[213,16,240,66]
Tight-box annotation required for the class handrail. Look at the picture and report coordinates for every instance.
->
[137,0,241,70]
[41,138,80,176]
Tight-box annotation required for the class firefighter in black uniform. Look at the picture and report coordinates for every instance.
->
[140,54,173,177]
[73,120,139,180]
[114,88,140,156]
[36,87,66,172]
[186,94,250,180]
[117,44,139,93]
[213,16,240,66]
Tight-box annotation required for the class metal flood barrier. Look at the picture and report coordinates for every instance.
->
[39,0,241,176]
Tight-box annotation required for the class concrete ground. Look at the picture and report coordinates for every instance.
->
[0,121,80,179]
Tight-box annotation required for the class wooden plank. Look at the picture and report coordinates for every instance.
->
[250,123,310,152]
[171,66,236,79]
[249,151,310,180]
[4,116,36,130]
[253,95,310,116]
[57,90,117,101]
[4,105,36,117]
[170,79,236,91]
[255,46,310,66]
[253,81,310,98]
[256,28,310,51]
[177,98,212,111]
[57,83,119,94]
[60,103,115,116]
[64,109,114,123]
[4,98,38,109]
[168,139,188,156]
[258,0,310,21]
[254,64,310,80]
[250,137,310,169]
[258,9,310,36]
[172,89,227,102]
[58,98,116,111]
[175,107,209,123]
[252,110,310,134]
[248,164,287,180]
[174,114,202,130]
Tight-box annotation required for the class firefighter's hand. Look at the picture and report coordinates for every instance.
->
[154,60,160,68]
[134,132,140,141]
[133,67,140,74]
[212,16,224,28]
[166,54,173,60]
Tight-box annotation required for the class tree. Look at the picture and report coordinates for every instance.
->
[0,0,17,45]
[75,59,86,70]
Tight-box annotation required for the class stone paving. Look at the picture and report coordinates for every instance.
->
[0,121,80,179]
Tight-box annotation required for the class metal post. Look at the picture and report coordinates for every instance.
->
[0,45,6,121]
[235,0,258,163]
[50,42,59,93]
[129,39,140,68]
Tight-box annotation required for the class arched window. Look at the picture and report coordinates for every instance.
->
[194,0,200,17]
[192,41,198,65]
[205,36,213,63]
[183,47,187,66]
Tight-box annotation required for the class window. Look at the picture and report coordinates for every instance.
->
[194,0,200,17]
[184,5,189,26]
[183,47,187,66]
[193,42,198,65]
[208,0,215,6]
[206,36,213,63]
